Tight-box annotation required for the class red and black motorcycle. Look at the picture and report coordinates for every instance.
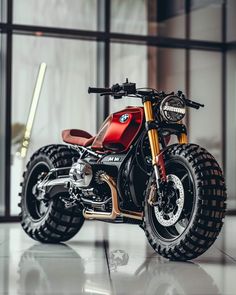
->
[19,80,226,261]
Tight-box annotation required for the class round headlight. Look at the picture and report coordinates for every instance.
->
[160,95,186,122]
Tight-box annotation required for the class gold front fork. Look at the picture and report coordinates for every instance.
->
[143,102,188,179]
[143,102,188,161]
[143,100,163,199]
[178,132,188,144]
[143,101,160,164]
[143,100,188,206]
[178,120,188,144]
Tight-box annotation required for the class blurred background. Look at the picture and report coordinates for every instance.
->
[0,0,236,220]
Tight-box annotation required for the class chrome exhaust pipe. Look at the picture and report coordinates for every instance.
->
[38,171,143,221]
[37,176,70,200]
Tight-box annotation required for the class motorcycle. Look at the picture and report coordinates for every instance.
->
[19,79,227,261]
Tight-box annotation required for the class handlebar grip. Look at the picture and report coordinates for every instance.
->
[88,87,111,94]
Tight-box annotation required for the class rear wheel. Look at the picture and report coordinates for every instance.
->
[143,144,227,260]
[19,144,84,243]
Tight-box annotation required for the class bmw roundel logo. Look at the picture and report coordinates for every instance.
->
[119,114,129,123]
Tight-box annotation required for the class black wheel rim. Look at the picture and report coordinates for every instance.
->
[25,162,51,221]
[149,158,196,242]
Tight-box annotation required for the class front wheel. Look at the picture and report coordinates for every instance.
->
[143,144,226,261]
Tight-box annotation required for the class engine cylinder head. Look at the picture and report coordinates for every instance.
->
[69,160,93,188]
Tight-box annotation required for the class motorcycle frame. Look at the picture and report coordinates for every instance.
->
[39,97,189,223]
[82,97,188,221]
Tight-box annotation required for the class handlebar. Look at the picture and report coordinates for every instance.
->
[88,87,111,94]
[88,80,136,99]
[88,79,204,109]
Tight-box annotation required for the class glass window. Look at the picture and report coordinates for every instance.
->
[189,50,222,166]
[11,35,99,215]
[226,50,236,210]
[156,47,186,140]
[1,0,7,22]
[110,0,185,38]
[156,48,185,91]
[109,44,185,113]
[109,43,147,114]
[13,0,99,31]
[111,0,148,35]
[227,0,236,42]
[157,0,186,39]
[189,0,223,41]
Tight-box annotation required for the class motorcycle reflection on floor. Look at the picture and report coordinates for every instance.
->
[17,244,220,295]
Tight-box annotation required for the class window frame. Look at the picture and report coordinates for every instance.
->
[0,0,232,220]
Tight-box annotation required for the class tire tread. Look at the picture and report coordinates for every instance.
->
[143,143,227,261]
[19,144,84,243]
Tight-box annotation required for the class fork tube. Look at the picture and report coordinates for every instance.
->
[178,120,188,144]
[143,101,160,164]
[178,133,188,144]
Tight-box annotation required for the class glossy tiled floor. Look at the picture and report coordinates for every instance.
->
[0,217,235,295]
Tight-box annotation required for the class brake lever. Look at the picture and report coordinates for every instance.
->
[160,91,175,97]
[114,90,127,99]
[100,91,125,99]
[187,99,204,108]
[100,92,113,96]
[181,94,204,109]
[186,100,204,109]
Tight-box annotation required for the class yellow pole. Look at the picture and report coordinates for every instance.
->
[18,63,47,158]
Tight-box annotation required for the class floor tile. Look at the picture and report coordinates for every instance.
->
[0,217,235,295]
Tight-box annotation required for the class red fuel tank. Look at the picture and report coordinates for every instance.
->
[91,107,144,152]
